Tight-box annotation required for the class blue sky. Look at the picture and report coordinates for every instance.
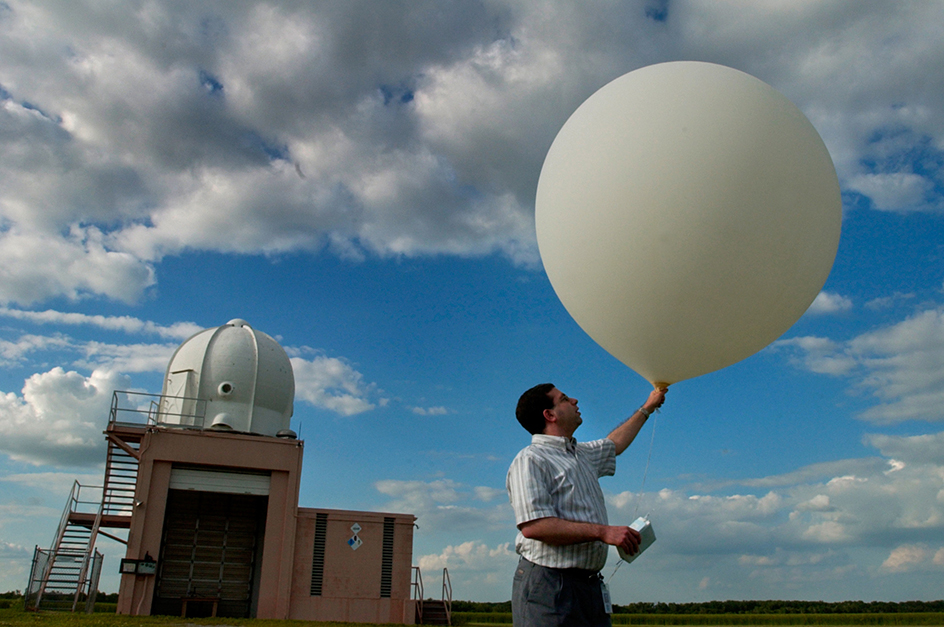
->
[2,0,944,605]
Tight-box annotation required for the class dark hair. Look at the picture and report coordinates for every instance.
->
[516,383,555,435]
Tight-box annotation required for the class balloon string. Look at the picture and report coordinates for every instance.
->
[633,410,658,520]
[609,410,659,584]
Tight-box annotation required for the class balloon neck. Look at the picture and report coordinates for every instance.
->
[652,381,670,390]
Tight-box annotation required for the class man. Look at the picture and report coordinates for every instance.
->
[506,383,667,626]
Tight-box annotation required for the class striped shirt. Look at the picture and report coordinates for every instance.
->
[506,434,617,571]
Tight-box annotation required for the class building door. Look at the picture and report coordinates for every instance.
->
[152,489,267,617]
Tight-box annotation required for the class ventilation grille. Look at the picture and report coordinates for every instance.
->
[310,513,328,596]
[380,517,395,598]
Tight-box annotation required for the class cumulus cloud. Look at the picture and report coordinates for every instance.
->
[776,308,944,424]
[418,540,516,577]
[0,227,156,305]
[1,2,943,303]
[609,431,944,565]
[374,428,944,600]
[585,454,942,600]
[375,478,512,533]
[291,354,377,416]
[0,539,32,559]
[847,173,937,213]
[806,291,853,315]
[0,367,129,466]
[881,544,932,573]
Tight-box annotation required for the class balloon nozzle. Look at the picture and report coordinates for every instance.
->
[652,381,670,390]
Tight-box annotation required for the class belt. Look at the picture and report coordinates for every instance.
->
[520,558,602,580]
[559,568,603,581]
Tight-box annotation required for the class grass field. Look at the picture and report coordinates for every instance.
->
[2,607,943,627]
[454,613,944,626]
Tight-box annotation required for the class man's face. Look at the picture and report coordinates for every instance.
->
[546,387,582,435]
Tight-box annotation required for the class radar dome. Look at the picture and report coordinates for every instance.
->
[159,319,295,436]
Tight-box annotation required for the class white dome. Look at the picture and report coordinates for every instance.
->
[158,319,294,436]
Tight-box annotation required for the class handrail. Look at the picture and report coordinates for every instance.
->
[109,390,207,428]
[442,568,452,626]
[411,566,424,624]
[72,496,106,611]
[34,481,80,608]
[34,482,103,610]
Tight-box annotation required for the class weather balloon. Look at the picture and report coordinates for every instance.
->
[536,61,841,386]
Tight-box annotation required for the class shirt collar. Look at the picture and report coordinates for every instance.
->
[531,433,577,454]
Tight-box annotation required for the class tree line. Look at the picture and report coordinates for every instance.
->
[451,600,944,614]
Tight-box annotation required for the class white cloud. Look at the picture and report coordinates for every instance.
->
[881,544,930,573]
[374,478,512,533]
[866,292,916,311]
[0,471,103,496]
[0,539,32,559]
[0,367,128,466]
[0,307,201,340]
[412,406,449,416]
[773,336,857,376]
[0,329,177,373]
[473,486,506,502]
[864,432,944,466]
[376,426,944,600]
[0,227,155,305]
[934,548,944,566]
[777,308,944,424]
[609,431,944,561]
[291,355,376,416]
[847,173,936,213]
[76,341,178,374]
[1,2,942,303]
[418,540,516,573]
[806,291,853,315]
[0,333,73,366]
[803,521,850,543]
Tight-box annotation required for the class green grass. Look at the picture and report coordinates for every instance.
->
[452,612,944,626]
[0,606,392,627]
[2,607,942,627]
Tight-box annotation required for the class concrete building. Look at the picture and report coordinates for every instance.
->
[25,320,450,624]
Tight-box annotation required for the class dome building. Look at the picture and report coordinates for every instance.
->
[26,320,442,624]
[157,318,295,435]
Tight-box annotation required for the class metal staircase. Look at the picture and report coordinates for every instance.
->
[24,390,198,612]
[103,429,142,516]
[413,567,452,625]
[24,397,146,612]
[25,482,106,612]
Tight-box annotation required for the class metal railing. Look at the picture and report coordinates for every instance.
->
[411,566,424,623]
[23,546,50,611]
[442,568,452,626]
[109,390,207,429]
[26,482,106,612]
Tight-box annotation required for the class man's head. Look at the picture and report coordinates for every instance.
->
[516,383,582,436]
[516,383,555,434]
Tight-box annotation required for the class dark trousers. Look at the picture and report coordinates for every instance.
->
[512,558,610,627]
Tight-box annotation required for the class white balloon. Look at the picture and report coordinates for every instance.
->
[536,62,841,386]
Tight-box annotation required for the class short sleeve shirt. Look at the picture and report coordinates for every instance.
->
[506,434,617,570]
